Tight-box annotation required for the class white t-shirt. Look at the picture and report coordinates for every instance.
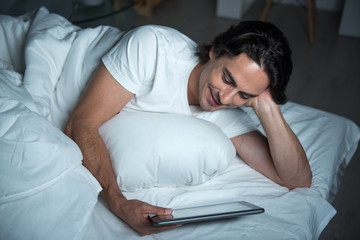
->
[102,25,257,138]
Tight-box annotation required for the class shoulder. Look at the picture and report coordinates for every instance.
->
[129,25,188,39]
[126,25,196,50]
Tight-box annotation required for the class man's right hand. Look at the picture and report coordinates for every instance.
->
[110,196,179,236]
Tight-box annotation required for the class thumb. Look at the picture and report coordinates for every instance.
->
[146,204,173,215]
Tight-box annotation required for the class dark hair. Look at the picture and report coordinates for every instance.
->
[195,21,292,104]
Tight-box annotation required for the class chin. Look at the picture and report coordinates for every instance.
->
[199,101,221,112]
[198,102,211,112]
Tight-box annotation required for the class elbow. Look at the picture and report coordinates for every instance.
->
[285,154,313,190]
[284,169,313,190]
[302,170,313,188]
[64,118,73,138]
[297,159,313,189]
[64,114,84,139]
[64,114,97,141]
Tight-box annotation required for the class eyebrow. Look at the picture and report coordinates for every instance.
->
[223,67,259,98]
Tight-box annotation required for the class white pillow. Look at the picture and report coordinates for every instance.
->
[99,111,236,192]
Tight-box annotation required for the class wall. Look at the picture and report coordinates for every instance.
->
[277,0,345,11]
[216,0,345,20]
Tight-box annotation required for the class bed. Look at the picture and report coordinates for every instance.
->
[1,7,359,240]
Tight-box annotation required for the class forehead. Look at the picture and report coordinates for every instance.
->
[221,53,269,94]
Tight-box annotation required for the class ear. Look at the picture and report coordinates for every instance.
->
[209,47,216,60]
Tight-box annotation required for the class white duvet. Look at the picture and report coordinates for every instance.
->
[0,7,359,240]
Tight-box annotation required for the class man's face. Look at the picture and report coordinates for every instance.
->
[198,52,269,111]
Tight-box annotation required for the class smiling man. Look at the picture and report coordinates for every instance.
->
[65,21,312,236]
[188,52,269,110]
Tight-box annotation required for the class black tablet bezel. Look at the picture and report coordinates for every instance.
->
[148,201,264,226]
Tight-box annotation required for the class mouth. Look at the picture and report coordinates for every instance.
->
[208,87,221,107]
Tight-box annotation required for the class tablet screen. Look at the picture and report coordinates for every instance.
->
[172,201,254,218]
[149,201,264,226]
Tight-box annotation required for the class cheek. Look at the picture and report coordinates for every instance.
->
[198,75,207,96]
[202,63,220,85]
[199,68,210,87]
[199,70,215,94]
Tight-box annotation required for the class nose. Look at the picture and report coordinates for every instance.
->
[219,87,239,105]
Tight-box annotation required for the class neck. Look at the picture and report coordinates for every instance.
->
[187,62,202,106]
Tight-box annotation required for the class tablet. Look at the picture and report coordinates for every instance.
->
[148,201,264,226]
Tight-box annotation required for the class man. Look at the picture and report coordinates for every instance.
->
[65,21,312,236]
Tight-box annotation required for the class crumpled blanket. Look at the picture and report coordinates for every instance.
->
[1,7,359,240]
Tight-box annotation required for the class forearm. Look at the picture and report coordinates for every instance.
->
[65,121,127,208]
[61,64,176,235]
[254,102,312,189]
[65,120,177,235]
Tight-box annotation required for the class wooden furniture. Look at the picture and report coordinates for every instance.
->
[260,0,317,44]
[133,0,163,17]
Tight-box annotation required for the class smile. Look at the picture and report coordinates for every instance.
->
[208,87,221,107]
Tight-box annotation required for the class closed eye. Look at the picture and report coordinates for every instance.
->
[239,92,251,100]
[222,67,258,100]
[222,73,235,87]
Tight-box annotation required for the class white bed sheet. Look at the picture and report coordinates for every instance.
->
[0,7,359,240]
[85,101,359,240]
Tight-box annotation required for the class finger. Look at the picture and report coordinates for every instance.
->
[142,203,173,215]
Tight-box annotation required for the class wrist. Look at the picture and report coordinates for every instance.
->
[253,97,279,117]
[101,182,127,212]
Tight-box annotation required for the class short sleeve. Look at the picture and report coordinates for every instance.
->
[101,26,159,94]
[191,107,258,138]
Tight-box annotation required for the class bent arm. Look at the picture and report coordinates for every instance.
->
[232,90,312,189]
[64,63,175,235]
[65,63,133,205]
